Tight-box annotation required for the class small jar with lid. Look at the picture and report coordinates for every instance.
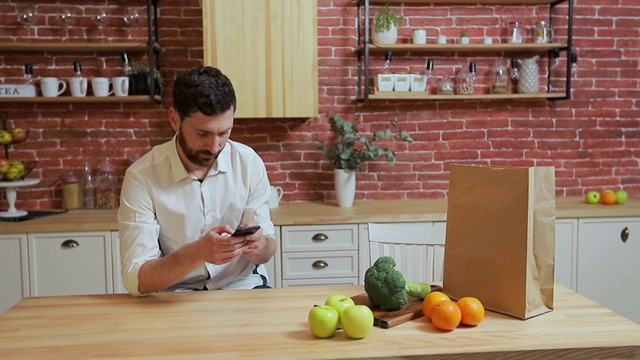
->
[491,61,509,94]
[507,21,525,44]
[535,21,552,43]
[62,171,83,210]
[437,76,454,95]
[96,161,119,209]
[456,63,476,95]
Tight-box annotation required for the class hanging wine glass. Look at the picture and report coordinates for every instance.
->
[94,9,110,38]
[59,7,77,42]
[123,7,143,27]
[17,4,36,38]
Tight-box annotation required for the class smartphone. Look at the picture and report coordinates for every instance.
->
[231,225,260,237]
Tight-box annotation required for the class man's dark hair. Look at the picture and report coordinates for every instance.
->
[172,66,237,120]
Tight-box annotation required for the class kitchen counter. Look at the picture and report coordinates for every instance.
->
[2,196,640,234]
[0,284,638,359]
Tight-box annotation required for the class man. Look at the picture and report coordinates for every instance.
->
[118,66,277,296]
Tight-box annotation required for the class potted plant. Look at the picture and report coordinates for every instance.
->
[372,4,402,45]
[129,61,163,95]
[459,30,470,44]
[317,115,413,207]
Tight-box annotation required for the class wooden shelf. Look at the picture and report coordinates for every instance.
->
[0,42,159,53]
[357,43,567,54]
[359,92,567,100]
[0,95,161,104]
[362,0,563,5]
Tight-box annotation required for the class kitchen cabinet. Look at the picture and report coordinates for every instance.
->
[0,234,29,315]
[27,231,114,296]
[110,231,127,294]
[355,0,574,102]
[202,0,318,118]
[0,2,161,104]
[264,227,281,288]
[555,218,578,290]
[576,218,640,324]
[280,224,359,287]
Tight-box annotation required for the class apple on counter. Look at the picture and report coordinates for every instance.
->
[308,305,340,339]
[324,294,355,328]
[340,305,374,339]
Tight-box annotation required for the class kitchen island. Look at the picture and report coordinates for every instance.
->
[1,284,639,359]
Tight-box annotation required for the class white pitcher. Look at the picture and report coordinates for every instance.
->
[268,186,283,208]
[517,56,540,94]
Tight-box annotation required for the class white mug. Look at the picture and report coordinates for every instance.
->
[69,77,88,97]
[40,77,67,97]
[412,29,427,44]
[91,77,113,97]
[437,35,447,44]
[268,186,283,209]
[112,76,129,97]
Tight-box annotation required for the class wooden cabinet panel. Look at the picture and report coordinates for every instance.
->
[28,232,113,296]
[0,234,29,315]
[202,0,318,118]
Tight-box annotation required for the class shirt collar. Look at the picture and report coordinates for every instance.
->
[168,134,232,182]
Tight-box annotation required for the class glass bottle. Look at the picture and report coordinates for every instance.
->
[82,162,96,209]
[70,61,87,97]
[491,61,509,94]
[96,160,119,210]
[121,52,132,76]
[62,171,83,210]
[437,75,454,95]
[377,51,394,92]
[24,63,34,84]
[456,62,476,95]
[507,21,525,44]
[535,21,552,43]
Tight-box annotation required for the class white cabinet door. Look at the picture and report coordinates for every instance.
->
[0,234,29,314]
[555,219,578,290]
[359,222,446,284]
[577,217,640,324]
[28,232,113,296]
[264,226,281,288]
[110,231,127,294]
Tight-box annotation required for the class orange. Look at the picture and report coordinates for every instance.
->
[422,291,450,319]
[457,297,485,326]
[601,191,617,205]
[430,300,461,331]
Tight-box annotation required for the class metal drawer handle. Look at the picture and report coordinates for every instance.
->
[621,227,629,243]
[312,233,328,241]
[312,260,328,269]
[61,239,80,248]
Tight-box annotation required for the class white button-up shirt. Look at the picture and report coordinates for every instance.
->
[117,136,276,296]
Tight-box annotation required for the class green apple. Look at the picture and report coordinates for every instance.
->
[0,131,12,145]
[325,294,355,328]
[341,305,374,339]
[10,128,27,142]
[585,191,600,204]
[308,305,339,339]
[615,190,628,205]
[0,157,9,173]
[4,167,22,181]
[10,160,25,173]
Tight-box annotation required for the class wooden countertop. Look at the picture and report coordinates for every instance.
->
[2,196,640,234]
[0,284,638,359]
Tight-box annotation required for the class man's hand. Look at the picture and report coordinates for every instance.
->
[200,225,250,265]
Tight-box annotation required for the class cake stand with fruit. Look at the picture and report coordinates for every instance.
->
[0,177,40,218]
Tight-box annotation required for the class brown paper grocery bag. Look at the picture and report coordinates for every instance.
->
[443,164,555,320]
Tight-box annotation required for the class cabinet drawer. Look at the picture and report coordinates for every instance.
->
[281,225,358,252]
[28,232,113,296]
[282,251,358,279]
[282,278,359,287]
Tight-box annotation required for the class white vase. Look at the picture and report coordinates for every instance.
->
[517,56,540,94]
[372,23,398,45]
[334,169,356,208]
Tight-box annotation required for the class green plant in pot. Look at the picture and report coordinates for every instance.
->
[317,115,413,207]
[129,60,163,95]
[372,4,402,45]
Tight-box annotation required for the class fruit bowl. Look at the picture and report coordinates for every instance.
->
[0,160,38,182]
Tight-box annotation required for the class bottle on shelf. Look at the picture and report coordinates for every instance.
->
[82,162,96,209]
[437,75,454,95]
[62,171,83,210]
[24,63,34,84]
[491,60,509,94]
[456,62,476,95]
[377,51,394,92]
[121,52,133,76]
[70,61,87,97]
[96,160,119,210]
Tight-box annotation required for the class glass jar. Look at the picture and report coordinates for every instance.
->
[456,63,476,95]
[507,21,525,43]
[437,76,454,95]
[62,171,82,210]
[535,21,552,43]
[491,62,509,94]
[96,161,119,209]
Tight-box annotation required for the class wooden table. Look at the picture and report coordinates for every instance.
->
[0,285,639,359]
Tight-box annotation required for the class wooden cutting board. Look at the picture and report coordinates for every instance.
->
[351,285,443,329]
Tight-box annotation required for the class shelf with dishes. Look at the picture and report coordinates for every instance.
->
[0,95,161,104]
[0,42,159,53]
[356,43,567,54]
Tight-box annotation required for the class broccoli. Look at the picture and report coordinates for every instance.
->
[364,256,432,311]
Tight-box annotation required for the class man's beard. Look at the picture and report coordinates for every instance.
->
[177,131,222,168]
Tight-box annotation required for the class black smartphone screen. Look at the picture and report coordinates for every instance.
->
[231,225,260,237]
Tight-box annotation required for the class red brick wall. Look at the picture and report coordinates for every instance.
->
[1,0,639,210]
